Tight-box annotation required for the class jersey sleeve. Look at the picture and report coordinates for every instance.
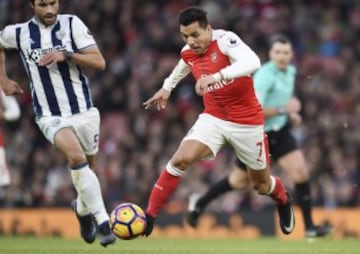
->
[162,59,191,92]
[71,15,97,50]
[253,67,274,105]
[0,25,18,49]
[215,31,260,81]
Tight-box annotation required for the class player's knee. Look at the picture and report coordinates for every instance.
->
[229,170,248,189]
[253,181,270,195]
[67,150,87,167]
[170,153,195,170]
[291,166,309,183]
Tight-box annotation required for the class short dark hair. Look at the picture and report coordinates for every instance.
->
[269,34,291,48]
[178,6,208,28]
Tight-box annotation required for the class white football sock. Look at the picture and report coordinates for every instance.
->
[70,164,109,225]
[75,197,89,216]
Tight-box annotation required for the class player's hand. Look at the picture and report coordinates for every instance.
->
[39,51,66,67]
[143,88,171,110]
[0,78,24,95]
[285,97,301,114]
[195,75,216,96]
[289,113,302,126]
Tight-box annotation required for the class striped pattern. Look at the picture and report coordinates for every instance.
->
[1,14,95,117]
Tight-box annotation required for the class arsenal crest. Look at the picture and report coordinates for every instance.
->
[56,30,66,40]
[210,52,217,63]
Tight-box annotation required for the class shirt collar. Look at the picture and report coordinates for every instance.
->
[31,15,59,29]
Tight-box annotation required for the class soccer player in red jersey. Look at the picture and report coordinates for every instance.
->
[142,6,295,236]
[185,35,331,238]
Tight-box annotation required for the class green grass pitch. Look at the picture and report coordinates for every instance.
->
[0,236,358,254]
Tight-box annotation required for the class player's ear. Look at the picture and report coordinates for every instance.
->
[29,0,34,9]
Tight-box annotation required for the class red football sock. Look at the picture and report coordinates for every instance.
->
[146,169,181,217]
[269,176,288,205]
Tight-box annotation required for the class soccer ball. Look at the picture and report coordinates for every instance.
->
[110,202,147,240]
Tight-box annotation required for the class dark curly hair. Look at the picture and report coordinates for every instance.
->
[178,6,208,28]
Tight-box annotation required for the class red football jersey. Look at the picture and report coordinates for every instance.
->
[180,29,264,125]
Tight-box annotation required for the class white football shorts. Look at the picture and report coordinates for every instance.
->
[36,107,100,155]
[183,113,268,170]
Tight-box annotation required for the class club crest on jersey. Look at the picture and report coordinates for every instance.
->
[210,52,217,63]
[56,30,66,40]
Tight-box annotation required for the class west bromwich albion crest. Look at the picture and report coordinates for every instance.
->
[56,30,66,40]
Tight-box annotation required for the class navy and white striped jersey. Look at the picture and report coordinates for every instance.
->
[0,15,97,117]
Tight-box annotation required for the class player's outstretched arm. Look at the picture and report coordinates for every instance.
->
[0,47,24,95]
[143,59,189,110]
[143,88,171,111]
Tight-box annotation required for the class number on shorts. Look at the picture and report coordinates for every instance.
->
[256,140,263,162]
[93,134,99,149]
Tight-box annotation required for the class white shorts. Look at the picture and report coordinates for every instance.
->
[183,113,268,170]
[0,147,10,186]
[36,107,100,155]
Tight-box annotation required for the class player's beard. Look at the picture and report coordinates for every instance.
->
[39,14,57,26]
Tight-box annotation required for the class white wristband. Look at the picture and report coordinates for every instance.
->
[162,83,174,92]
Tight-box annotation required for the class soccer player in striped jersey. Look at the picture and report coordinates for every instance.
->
[142,6,295,237]
[0,0,115,247]
[186,35,331,238]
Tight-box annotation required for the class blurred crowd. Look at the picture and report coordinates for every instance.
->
[1,0,360,214]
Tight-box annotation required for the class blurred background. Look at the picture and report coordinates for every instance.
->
[1,0,360,222]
